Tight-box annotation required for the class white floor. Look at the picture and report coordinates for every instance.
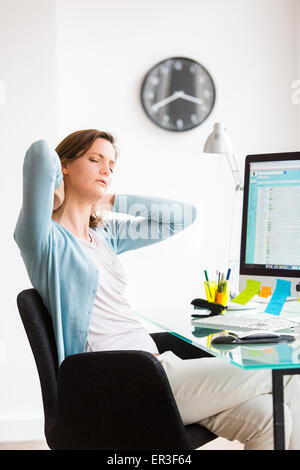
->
[0,437,244,450]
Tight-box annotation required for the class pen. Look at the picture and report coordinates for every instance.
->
[226,268,231,281]
[204,270,212,298]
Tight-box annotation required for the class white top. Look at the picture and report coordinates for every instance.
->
[79,228,159,354]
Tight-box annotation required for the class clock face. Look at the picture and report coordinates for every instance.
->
[141,57,216,132]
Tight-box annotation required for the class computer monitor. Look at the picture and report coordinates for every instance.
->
[239,151,300,299]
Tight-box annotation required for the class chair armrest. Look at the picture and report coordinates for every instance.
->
[51,350,189,450]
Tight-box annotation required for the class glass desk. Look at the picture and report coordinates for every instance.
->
[134,304,300,450]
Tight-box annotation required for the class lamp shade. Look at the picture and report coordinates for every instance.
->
[203,122,234,155]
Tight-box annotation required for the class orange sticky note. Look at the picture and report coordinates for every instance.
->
[259,286,272,298]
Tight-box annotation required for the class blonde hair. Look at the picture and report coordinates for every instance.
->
[55,129,118,228]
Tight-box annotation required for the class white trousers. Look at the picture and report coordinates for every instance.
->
[157,351,300,450]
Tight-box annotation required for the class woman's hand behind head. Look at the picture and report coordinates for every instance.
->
[53,180,65,212]
[92,193,115,214]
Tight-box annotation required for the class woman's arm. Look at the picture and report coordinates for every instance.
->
[14,140,63,252]
[107,193,197,254]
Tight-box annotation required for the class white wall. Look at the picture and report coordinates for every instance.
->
[56,0,299,308]
[297,0,300,146]
[1,0,299,442]
[0,0,57,441]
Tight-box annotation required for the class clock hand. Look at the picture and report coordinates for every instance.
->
[180,92,204,105]
[152,91,182,111]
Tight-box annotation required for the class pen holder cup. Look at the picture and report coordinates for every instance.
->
[204,281,230,306]
[216,281,230,307]
[204,281,217,303]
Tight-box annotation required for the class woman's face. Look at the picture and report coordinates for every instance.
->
[62,138,116,203]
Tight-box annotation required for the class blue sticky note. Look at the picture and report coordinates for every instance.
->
[265,279,291,316]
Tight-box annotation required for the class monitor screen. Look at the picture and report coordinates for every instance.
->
[240,152,300,278]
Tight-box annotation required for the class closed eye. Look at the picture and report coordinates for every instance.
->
[90,158,114,173]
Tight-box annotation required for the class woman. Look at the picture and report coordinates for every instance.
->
[14,129,300,450]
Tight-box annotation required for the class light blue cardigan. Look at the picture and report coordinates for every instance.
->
[14,140,197,365]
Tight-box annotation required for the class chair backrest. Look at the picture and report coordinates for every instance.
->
[17,289,58,427]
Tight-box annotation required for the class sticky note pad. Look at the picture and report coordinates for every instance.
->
[265,279,291,316]
[259,286,272,298]
[231,280,261,305]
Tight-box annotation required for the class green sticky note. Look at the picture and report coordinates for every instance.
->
[231,280,261,305]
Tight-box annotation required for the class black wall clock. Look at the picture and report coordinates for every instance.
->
[140,57,216,132]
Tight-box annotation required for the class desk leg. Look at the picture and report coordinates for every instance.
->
[272,370,285,450]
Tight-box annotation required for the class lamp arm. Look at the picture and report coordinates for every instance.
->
[226,153,243,191]
[228,182,244,298]
[227,153,243,297]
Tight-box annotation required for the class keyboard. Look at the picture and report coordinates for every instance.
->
[192,313,300,332]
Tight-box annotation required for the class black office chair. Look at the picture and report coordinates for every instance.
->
[17,288,217,450]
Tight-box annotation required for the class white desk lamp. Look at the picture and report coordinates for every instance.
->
[203,122,243,296]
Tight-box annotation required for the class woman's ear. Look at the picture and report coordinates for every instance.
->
[61,161,69,176]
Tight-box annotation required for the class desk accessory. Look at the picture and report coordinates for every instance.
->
[204,280,216,302]
[265,279,291,316]
[203,270,230,306]
[191,298,227,317]
[204,269,213,299]
[231,279,261,305]
[216,278,230,306]
[191,311,298,332]
[210,330,295,345]
[203,123,243,296]
[259,286,272,298]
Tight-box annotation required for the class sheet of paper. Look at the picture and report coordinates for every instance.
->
[231,280,261,305]
[265,279,291,316]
